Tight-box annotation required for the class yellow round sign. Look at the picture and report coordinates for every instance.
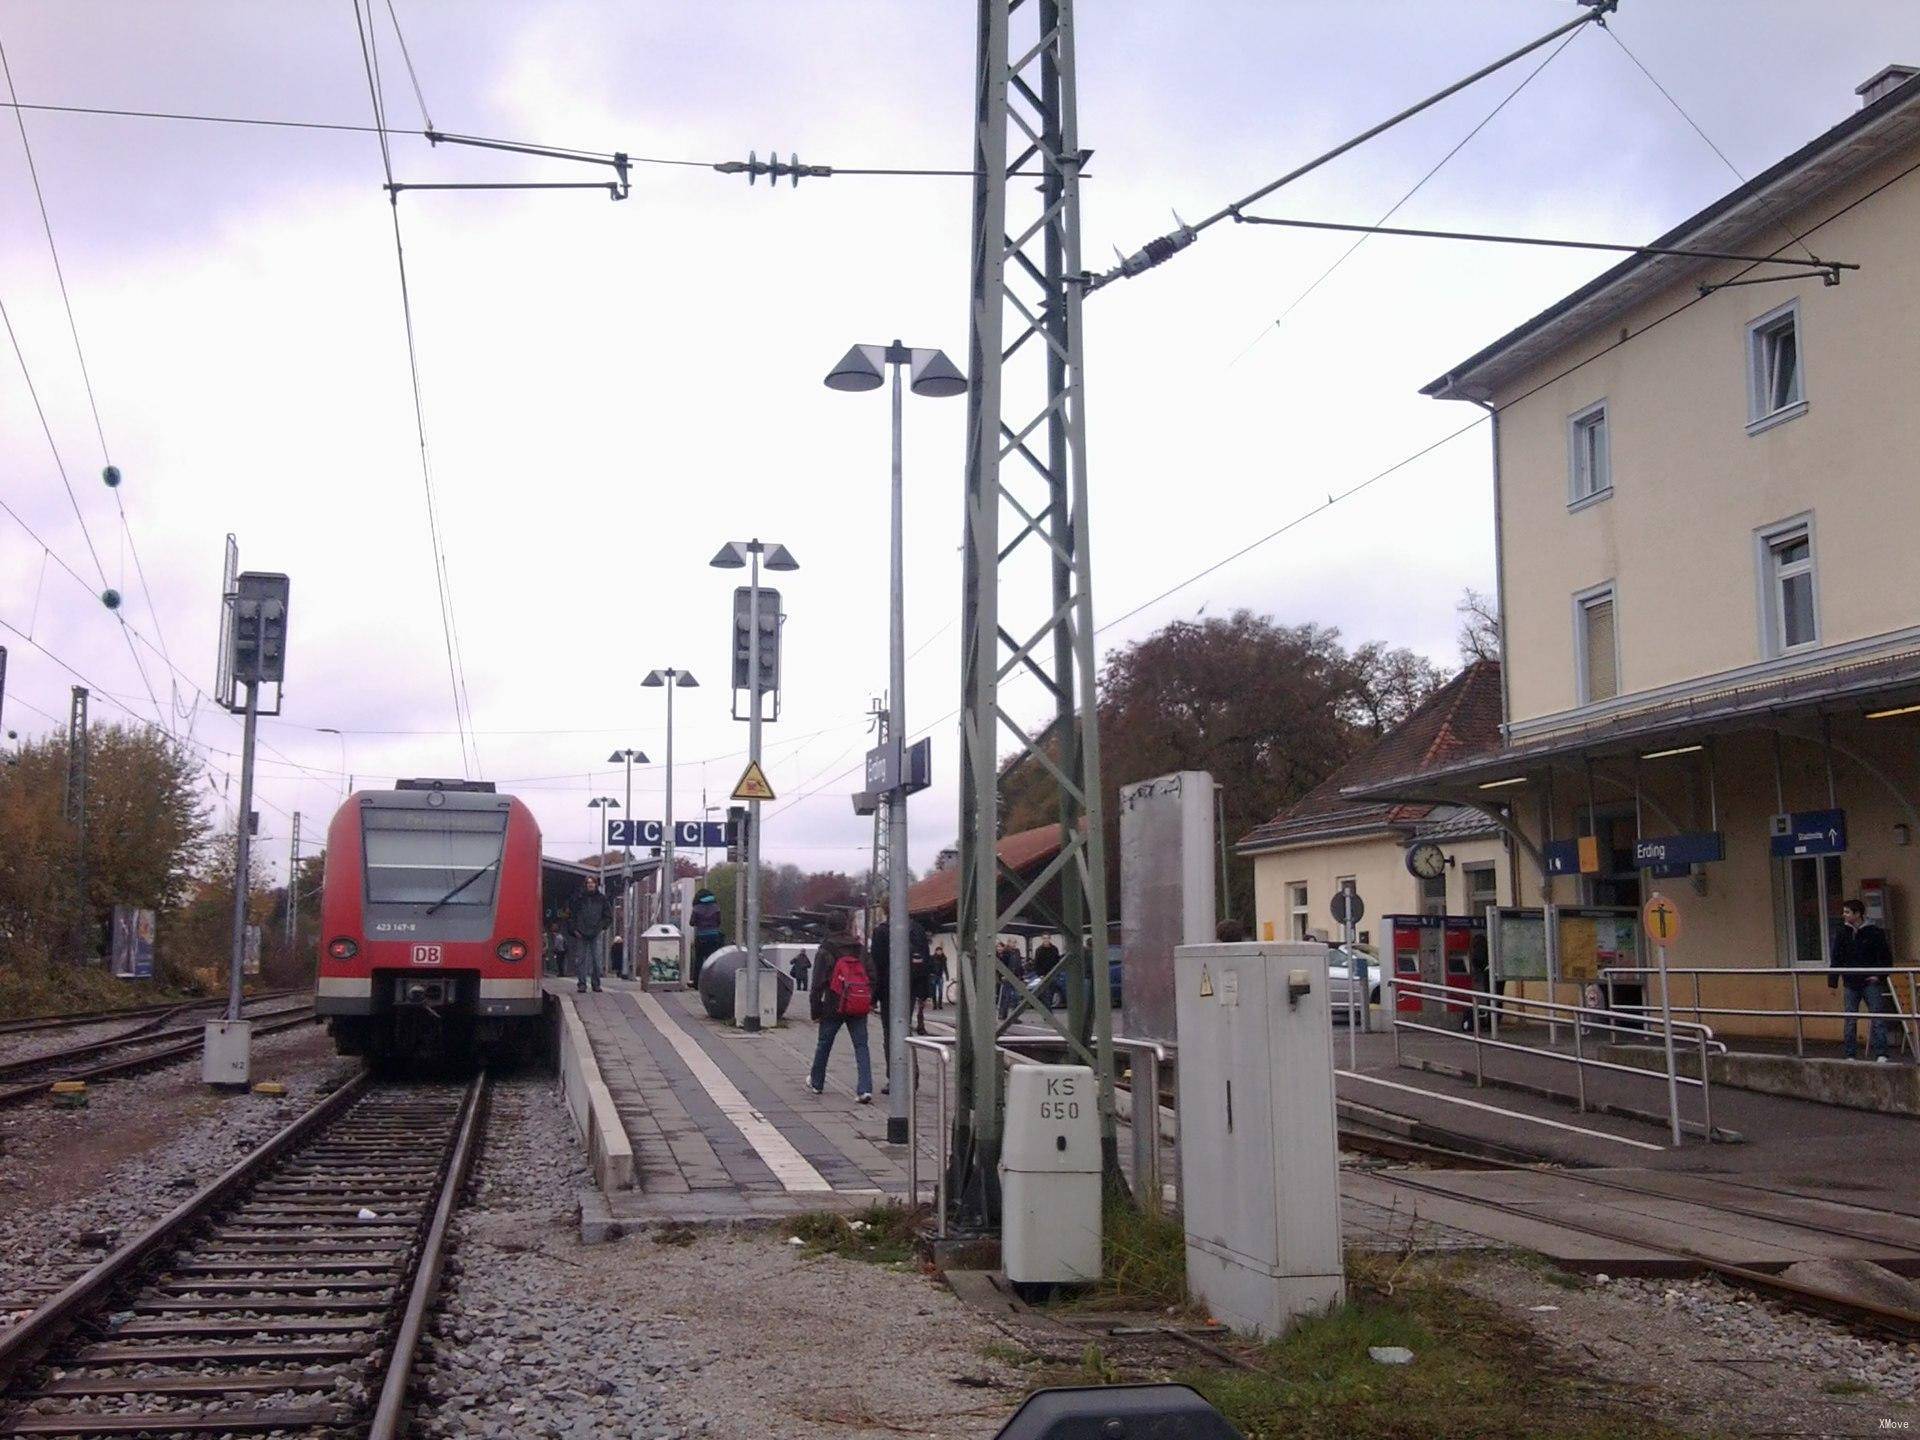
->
[1642,892,1682,946]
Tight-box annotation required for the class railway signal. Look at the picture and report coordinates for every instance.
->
[208,538,291,1088]
[712,539,798,1031]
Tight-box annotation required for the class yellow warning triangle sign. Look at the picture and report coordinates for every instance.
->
[1198,966,1214,998]
[731,759,777,802]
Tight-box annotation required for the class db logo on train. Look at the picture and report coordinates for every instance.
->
[411,944,444,965]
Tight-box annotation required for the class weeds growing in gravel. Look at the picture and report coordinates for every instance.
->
[789,1202,924,1265]
[1179,1252,1690,1440]
[1047,1198,1190,1313]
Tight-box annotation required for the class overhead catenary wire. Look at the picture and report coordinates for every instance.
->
[1232,21,1588,364]
[1088,1,1617,291]
[0,28,180,697]
[350,0,480,778]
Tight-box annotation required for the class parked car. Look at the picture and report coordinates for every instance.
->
[1326,943,1380,1023]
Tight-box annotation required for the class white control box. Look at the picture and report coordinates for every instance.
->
[732,967,780,1028]
[999,1063,1101,1285]
[1174,942,1344,1337]
[201,1019,252,1087]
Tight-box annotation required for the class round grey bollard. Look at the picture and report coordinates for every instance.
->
[696,946,795,1022]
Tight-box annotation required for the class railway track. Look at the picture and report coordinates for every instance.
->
[0,1069,486,1437]
[0,1006,319,1110]
[0,992,307,1041]
[1362,1163,1920,1343]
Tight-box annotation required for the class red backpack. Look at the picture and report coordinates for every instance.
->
[827,954,873,1018]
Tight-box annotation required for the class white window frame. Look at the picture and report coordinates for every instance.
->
[1287,882,1309,942]
[1754,512,1820,657]
[1572,581,1620,707]
[1566,399,1612,509]
[1745,298,1807,435]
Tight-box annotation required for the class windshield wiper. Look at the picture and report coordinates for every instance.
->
[424,861,499,914]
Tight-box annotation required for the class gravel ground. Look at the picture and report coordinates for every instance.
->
[414,1075,1028,1440]
[0,1023,354,1328]
[1459,1256,1920,1438]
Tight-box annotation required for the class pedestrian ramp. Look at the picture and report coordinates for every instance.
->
[547,978,942,1225]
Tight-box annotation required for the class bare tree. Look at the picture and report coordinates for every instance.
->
[1457,587,1501,666]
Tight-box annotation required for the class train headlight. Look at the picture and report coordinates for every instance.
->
[327,937,359,960]
[496,939,528,962]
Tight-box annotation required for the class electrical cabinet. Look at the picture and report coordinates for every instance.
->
[1174,942,1343,1337]
[1000,1062,1101,1285]
[202,1019,252,1087]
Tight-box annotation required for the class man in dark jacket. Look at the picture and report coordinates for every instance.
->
[1831,898,1895,1062]
[870,904,930,1086]
[807,938,875,1101]
[689,889,725,985]
[569,876,614,994]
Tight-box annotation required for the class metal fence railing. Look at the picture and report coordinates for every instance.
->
[903,1032,1178,1235]
[1598,965,1920,1059]
[1390,975,1719,1145]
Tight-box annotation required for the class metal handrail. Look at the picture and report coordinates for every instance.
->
[1599,964,1920,1058]
[1391,976,1716,1144]
[904,1035,954,1237]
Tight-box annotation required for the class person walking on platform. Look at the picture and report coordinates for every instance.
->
[930,943,949,1009]
[570,876,614,993]
[1832,898,1895,1062]
[870,901,930,1084]
[807,937,875,1102]
[689,888,725,985]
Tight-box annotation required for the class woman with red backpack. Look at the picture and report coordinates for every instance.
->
[806,937,877,1102]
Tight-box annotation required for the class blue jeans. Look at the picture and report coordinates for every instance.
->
[1843,979,1893,1059]
[573,932,604,990]
[810,1013,873,1096]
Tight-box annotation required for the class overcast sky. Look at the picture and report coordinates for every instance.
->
[0,1,1911,883]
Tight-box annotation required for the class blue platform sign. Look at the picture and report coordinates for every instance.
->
[608,818,729,848]
[1544,839,1582,876]
[1770,809,1847,858]
[1633,831,1724,869]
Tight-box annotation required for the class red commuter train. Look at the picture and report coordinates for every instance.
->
[316,778,545,1064]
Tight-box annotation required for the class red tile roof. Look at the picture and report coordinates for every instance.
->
[1235,661,1503,855]
[906,821,1070,923]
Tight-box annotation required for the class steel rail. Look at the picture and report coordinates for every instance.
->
[0,988,306,1037]
[366,1071,489,1440]
[0,1008,316,1108]
[0,1069,371,1389]
[0,1002,315,1082]
[1365,1167,1920,1342]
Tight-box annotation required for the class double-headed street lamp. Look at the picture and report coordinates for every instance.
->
[605,750,648,969]
[711,538,799,1032]
[586,795,621,978]
[825,340,967,1143]
[641,669,698,931]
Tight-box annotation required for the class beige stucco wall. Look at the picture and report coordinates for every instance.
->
[1250,831,1512,947]
[1489,145,1920,731]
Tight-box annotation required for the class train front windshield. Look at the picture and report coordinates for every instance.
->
[362,808,509,908]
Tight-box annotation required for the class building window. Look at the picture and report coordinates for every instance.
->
[1746,300,1806,433]
[1756,516,1819,656]
[1464,864,1498,919]
[1567,401,1611,506]
[1287,883,1309,941]
[1574,583,1618,705]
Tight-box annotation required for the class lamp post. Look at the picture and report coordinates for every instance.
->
[711,539,800,1031]
[642,670,698,934]
[825,340,966,1143]
[605,751,647,973]
[587,795,620,980]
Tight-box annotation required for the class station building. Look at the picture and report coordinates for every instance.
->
[1340,65,1920,1043]
[1238,662,1512,945]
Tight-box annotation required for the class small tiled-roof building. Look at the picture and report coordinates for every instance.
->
[1236,661,1513,944]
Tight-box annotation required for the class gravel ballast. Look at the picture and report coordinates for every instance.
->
[413,1075,1027,1439]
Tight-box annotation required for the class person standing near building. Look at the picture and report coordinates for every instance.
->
[1831,898,1895,1062]
[570,876,614,994]
[807,937,875,1102]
